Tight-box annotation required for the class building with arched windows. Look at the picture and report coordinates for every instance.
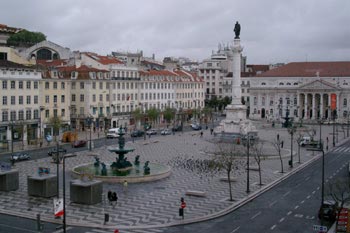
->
[248,61,350,123]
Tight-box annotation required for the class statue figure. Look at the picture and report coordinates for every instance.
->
[144,161,150,175]
[134,155,140,166]
[94,157,100,167]
[101,162,107,176]
[234,21,241,39]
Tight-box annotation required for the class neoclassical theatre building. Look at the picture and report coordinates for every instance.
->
[248,61,350,123]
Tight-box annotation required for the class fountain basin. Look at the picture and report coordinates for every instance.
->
[72,162,171,183]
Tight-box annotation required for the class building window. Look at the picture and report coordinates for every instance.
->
[45,95,49,103]
[10,111,16,121]
[72,82,76,89]
[93,94,96,102]
[53,82,58,89]
[99,82,103,90]
[33,109,39,119]
[2,80,7,89]
[19,81,23,89]
[11,96,15,105]
[80,82,84,89]
[72,94,76,102]
[26,110,31,120]
[2,111,8,121]
[53,109,58,117]
[344,98,348,107]
[61,95,65,103]
[45,110,49,118]
[61,82,65,89]
[45,82,49,89]
[19,96,23,104]
[93,82,96,89]
[61,109,65,117]
[26,81,31,89]
[19,110,24,120]
[54,95,57,103]
[2,96,7,105]
[34,96,38,104]
[10,81,15,89]
[253,96,257,105]
[80,94,84,102]
[26,96,31,104]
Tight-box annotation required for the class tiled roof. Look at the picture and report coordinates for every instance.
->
[256,62,350,77]
[140,69,203,83]
[83,52,124,65]
[42,65,109,80]
[37,59,68,67]
[0,60,35,69]
[0,24,22,33]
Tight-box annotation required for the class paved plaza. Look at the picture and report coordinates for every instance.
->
[0,121,346,233]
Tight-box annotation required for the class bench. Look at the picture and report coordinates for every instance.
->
[185,190,206,197]
[219,177,237,182]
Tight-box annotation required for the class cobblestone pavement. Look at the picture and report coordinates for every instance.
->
[0,121,347,232]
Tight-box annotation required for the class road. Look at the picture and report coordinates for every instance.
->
[162,140,350,233]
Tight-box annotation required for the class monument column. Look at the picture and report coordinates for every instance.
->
[312,93,316,120]
[304,94,308,120]
[320,93,324,119]
[231,39,243,106]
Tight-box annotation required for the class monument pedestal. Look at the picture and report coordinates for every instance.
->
[27,174,57,197]
[70,179,102,205]
[0,169,19,191]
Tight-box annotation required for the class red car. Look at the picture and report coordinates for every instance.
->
[72,140,87,148]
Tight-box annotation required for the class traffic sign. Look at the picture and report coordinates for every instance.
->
[313,225,327,232]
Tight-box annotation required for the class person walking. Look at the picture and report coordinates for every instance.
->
[107,190,112,205]
[123,180,128,194]
[112,192,118,206]
[200,131,203,137]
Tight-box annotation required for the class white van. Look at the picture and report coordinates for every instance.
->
[106,128,124,139]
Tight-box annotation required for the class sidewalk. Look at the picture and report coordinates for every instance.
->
[0,121,347,231]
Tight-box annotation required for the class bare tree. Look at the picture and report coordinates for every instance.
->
[295,133,303,164]
[251,140,265,186]
[168,143,245,201]
[272,134,284,173]
[327,177,350,230]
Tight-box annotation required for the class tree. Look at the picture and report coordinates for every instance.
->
[146,108,159,127]
[272,134,284,173]
[251,140,265,186]
[7,30,46,47]
[163,107,175,125]
[327,177,350,229]
[169,143,245,201]
[49,116,62,142]
[131,108,143,129]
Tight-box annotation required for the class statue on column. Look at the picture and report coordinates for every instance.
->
[234,21,241,39]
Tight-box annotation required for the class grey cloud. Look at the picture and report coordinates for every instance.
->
[1,0,350,64]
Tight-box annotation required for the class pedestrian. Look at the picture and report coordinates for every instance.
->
[200,131,203,137]
[123,180,128,194]
[281,140,284,148]
[210,128,213,135]
[107,190,112,205]
[112,192,118,206]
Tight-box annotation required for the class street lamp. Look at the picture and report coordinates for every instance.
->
[86,116,93,151]
[62,153,77,233]
[287,125,297,168]
[332,110,336,147]
[307,142,325,213]
[243,132,254,193]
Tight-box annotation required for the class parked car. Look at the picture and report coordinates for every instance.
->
[10,153,30,162]
[71,140,87,148]
[191,123,202,130]
[131,130,145,137]
[161,129,171,135]
[48,147,67,156]
[299,136,319,147]
[318,200,338,222]
[146,129,157,135]
[172,125,182,132]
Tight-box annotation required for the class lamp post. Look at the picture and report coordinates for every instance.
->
[56,141,60,199]
[308,142,325,217]
[332,110,336,147]
[287,125,296,168]
[243,132,253,193]
[86,116,93,151]
[62,153,77,233]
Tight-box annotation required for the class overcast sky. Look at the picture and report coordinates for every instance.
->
[1,0,350,64]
